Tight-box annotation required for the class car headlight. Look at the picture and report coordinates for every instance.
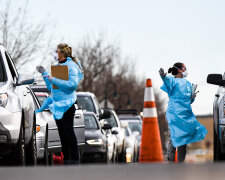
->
[86,139,103,145]
[36,125,41,133]
[0,93,8,107]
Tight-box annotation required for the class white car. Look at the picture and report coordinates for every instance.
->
[0,44,36,165]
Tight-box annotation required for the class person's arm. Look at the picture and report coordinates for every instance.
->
[42,71,53,92]
[160,75,174,93]
[35,97,52,113]
[51,66,79,92]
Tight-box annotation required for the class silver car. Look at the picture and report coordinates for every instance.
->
[0,44,37,165]
[31,86,85,163]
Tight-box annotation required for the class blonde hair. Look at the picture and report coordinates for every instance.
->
[57,43,78,64]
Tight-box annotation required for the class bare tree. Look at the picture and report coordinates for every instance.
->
[0,0,55,73]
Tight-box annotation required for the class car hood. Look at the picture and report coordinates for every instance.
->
[85,129,103,140]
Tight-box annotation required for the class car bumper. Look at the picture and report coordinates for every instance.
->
[0,108,21,156]
[0,107,21,143]
[82,144,107,162]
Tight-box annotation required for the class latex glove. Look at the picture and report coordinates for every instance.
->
[36,66,46,74]
[191,91,199,100]
[159,68,167,77]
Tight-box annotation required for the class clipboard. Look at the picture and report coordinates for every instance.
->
[51,65,69,89]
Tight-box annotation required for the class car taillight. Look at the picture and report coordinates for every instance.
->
[0,93,8,107]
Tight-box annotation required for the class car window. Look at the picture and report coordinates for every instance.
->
[77,96,96,113]
[0,52,7,83]
[84,114,99,130]
[5,52,18,80]
[128,122,142,135]
[93,96,102,115]
[125,128,131,136]
[104,114,118,128]
[36,95,47,106]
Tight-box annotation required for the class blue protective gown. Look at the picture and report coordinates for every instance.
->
[35,57,84,120]
[160,75,208,147]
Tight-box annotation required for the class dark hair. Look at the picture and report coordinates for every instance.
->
[168,62,183,75]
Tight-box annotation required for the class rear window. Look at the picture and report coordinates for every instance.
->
[77,96,96,113]
[0,52,7,82]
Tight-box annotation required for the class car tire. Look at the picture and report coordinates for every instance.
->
[119,141,126,163]
[26,119,37,165]
[48,152,53,165]
[38,129,48,165]
[12,123,26,166]
[214,126,225,161]
[112,145,117,163]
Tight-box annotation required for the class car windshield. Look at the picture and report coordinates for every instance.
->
[104,114,118,128]
[0,53,7,84]
[84,114,99,130]
[128,122,142,135]
[77,96,96,113]
[36,95,47,106]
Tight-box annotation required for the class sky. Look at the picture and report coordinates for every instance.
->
[12,0,225,115]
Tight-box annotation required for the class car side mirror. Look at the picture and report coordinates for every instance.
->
[112,130,118,135]
[207,74,225,86]
[16,74,34,86]
[102,123,112,130]
[99,109,111,120]
[121,121,129,128]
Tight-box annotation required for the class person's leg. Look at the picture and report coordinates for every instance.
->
[177,144,187,162]
[167,134,176,162]
[62,105,79,164]
[55,119,69,161]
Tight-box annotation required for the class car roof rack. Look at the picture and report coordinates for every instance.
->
[115,109,138,115]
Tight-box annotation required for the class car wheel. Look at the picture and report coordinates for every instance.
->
[214,126,225,161]
[26,120,37,165]
[12,124,26,166]
[112,145,116,163]
[38,130,48,165]
[119,141,126,163]
[48,152,53,165]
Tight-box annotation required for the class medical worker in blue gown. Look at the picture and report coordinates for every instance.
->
[36,43,84,164]
[159,62,207,162]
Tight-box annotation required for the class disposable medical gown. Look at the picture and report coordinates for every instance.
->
[35,57,84,120]
[160,75,207,147]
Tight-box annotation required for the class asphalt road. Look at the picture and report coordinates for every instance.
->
[0,163,224,180]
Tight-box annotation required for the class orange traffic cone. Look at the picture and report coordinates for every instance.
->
[174,149,178,163]
[139,79,163,162]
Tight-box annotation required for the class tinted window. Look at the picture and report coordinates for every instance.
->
[0,52,7,82]
[125,128,131,136]
[104,114,118,128]
[128,122,142,135]
[77,96,96,113]
[84,114,99,130]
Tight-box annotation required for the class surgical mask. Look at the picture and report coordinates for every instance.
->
[182,71,188,77]
[53,52,58,61]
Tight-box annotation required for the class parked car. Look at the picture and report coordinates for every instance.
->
[81,112,112,163]
[207,74,225,161]
[29,90,48,165]
[103,109,127,163]
[0,44,37,165]
[116,109,142,162]
[30,85,85,163]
